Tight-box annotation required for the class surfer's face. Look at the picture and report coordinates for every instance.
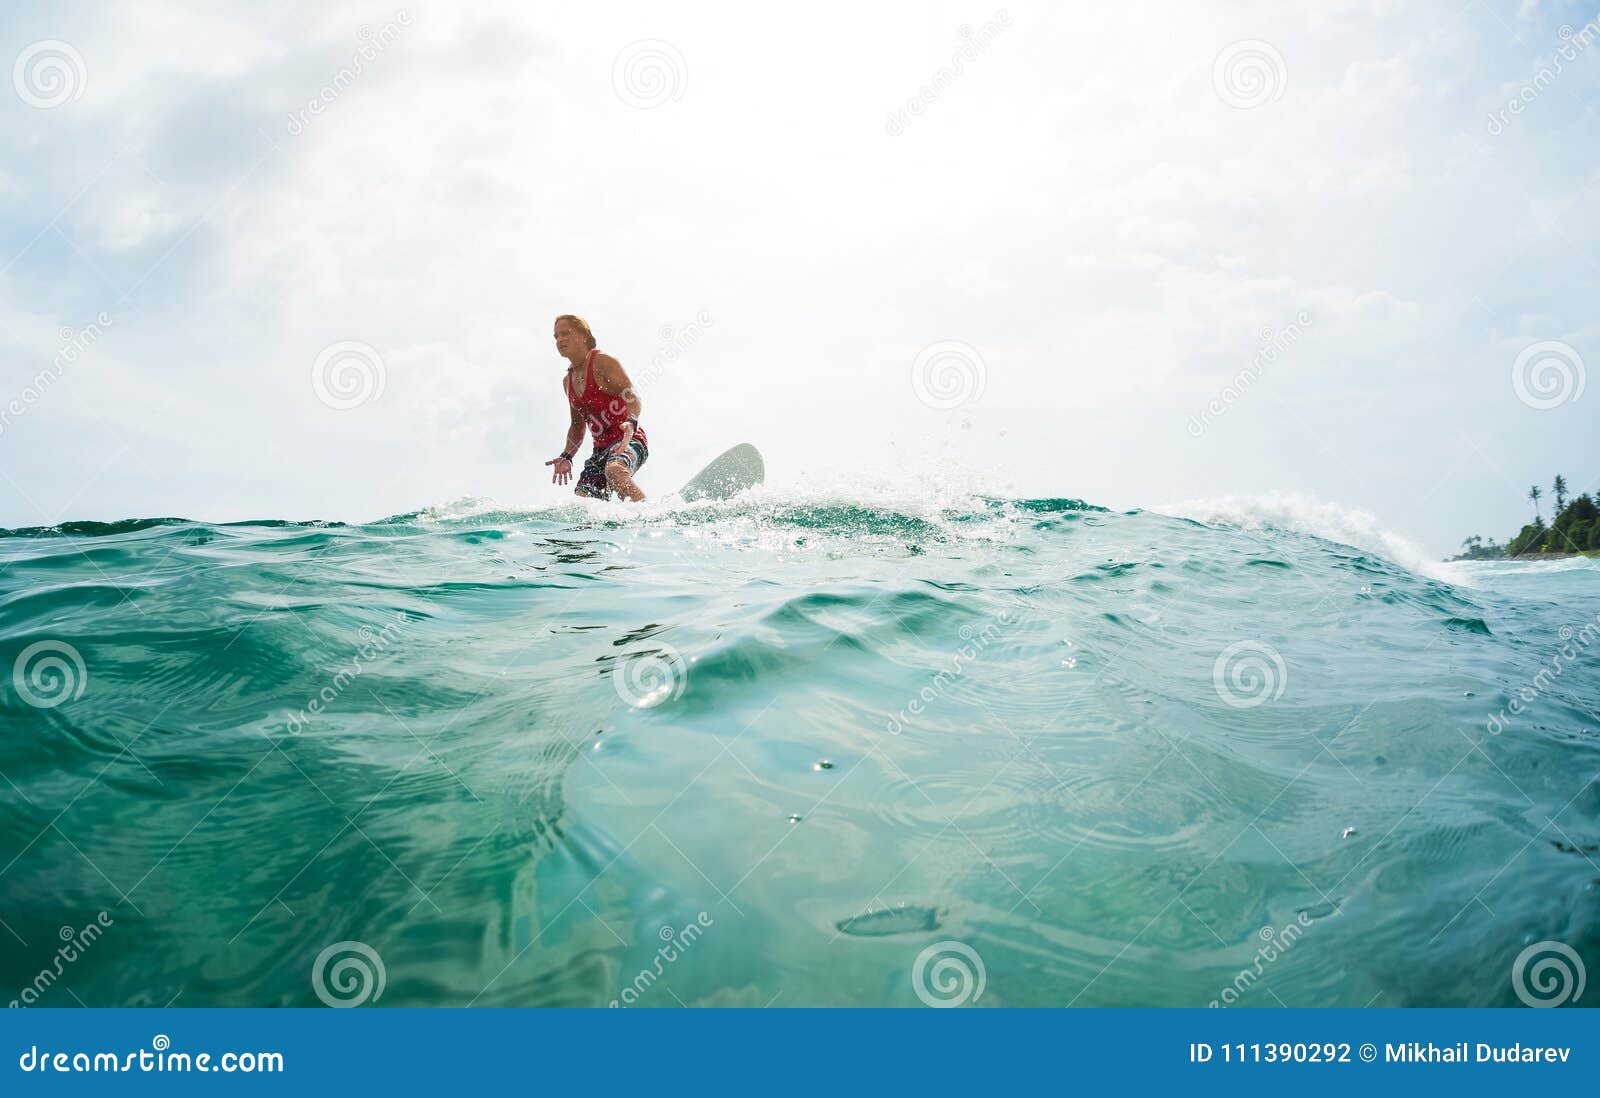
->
[554,321,579,358]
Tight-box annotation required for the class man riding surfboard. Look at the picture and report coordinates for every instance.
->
[546,314,648,502]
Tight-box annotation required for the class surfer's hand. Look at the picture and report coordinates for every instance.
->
[546,456,573,485]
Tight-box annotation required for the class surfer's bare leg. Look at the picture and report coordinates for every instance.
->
[605,459,645,502]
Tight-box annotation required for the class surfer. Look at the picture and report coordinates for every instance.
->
[546,314,648,501]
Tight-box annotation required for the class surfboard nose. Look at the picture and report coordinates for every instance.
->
[680,443,764,502]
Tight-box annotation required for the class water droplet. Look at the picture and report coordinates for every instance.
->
[1061,657,1077,668]
[1341,827,1357,840]
[813,760,834,771]
[787,814,802,824]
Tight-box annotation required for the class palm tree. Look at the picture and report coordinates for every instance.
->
[1529,485,1543,521]
[1553,474,1568,515]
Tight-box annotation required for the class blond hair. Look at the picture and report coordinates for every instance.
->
[554,314,596,350]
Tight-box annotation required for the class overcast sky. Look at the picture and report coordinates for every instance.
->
[0,0,1594,555]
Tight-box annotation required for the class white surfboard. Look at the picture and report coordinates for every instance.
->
[679,443,764,502]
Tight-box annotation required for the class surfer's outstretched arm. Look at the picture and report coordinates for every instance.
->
[546,402,585,485]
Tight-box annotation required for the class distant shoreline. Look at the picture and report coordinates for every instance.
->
[1450,476,1596,562]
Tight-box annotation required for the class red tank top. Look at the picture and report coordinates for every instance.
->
[566,349,646,451]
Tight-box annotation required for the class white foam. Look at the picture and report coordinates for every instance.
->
[405,483,1466,584]
[1154,491,1449,581]
[398,460,1013,532]
[1445,555,1599,578]
[410,495,505,522]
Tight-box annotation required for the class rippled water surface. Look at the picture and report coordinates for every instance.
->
[2,491,1597,1006]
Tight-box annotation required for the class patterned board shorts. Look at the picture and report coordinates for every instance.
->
[575,437,648,499]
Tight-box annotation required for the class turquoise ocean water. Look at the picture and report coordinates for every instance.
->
[1,490,1596,1007]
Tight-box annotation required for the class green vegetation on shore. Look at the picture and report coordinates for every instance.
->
[1453,474,1600,560]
